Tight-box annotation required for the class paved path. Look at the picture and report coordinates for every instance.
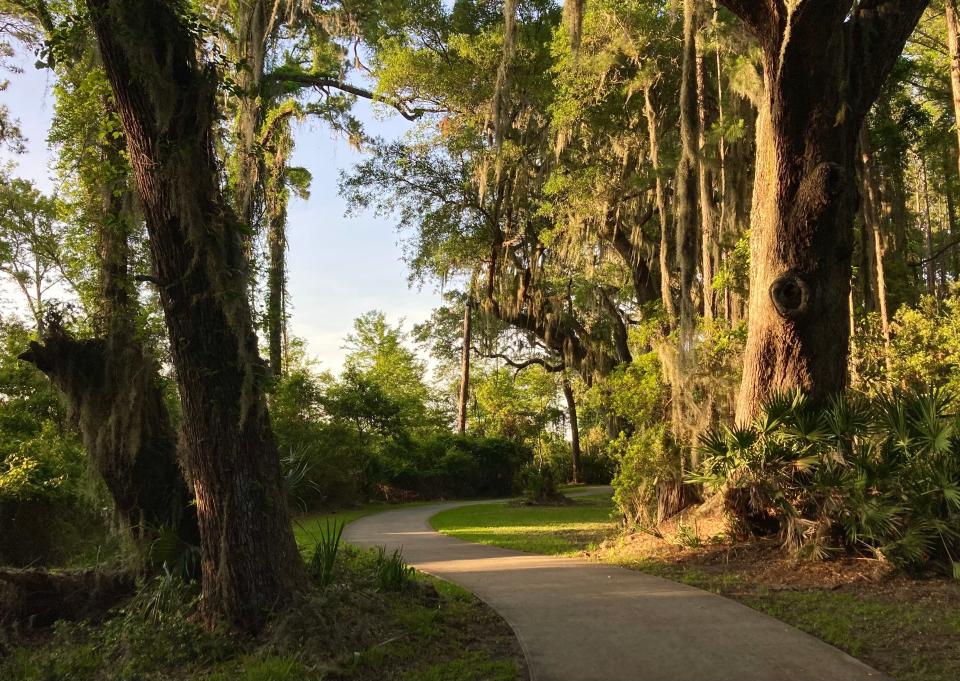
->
[344,489,888,681]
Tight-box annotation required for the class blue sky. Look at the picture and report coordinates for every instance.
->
[0,53,441,374]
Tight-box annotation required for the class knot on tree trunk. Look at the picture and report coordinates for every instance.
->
[769,270,811,319]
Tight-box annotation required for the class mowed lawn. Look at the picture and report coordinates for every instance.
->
[429,494,618,555]
[293,502,432,551]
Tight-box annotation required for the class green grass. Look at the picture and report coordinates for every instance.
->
[430,495,617,555]
[293,502,431,551]
[3,501,525,681]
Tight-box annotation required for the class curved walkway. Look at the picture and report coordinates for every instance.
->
[344,489,888,681]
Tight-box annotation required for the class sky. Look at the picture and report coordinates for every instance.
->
[0,50,441,375]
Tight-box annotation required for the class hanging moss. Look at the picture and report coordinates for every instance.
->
[20,321,198,562]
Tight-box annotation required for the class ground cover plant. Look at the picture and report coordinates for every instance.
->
[693,389,960,576]
[1,539,526,681]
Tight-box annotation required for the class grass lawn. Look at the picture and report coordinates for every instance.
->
[293,503,418,550]
[429,494,618,555]
[429,490,960,681]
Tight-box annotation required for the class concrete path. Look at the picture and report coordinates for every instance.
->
[344,489,889,681]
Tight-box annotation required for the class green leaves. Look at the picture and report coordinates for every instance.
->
[307,518,345,588]
[692,387,960,578]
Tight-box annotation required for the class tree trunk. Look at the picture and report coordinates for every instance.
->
[20,326,197,554]
[457,297,473,434]
[20,107,198,564]
[860,128,893,379]
[643,86,675,322]
[675,0,701,331]
[561,375,581,484]
[859,209,876,312]
[266,204,287,377]
[230,0,269,248]
[264,124,292,378]
[86,0,307,630]
[920,157,936,296]
[723,0,929,421]
[696,26,716,321]
[948,172,960,281]
[947,0,960,181]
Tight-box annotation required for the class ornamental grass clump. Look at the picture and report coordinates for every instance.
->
[307,519,344,588]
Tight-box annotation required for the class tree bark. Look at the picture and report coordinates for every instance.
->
[696,25,716,321]
[675,0,701,332]
[264,123,292,378]
[20,325,198,557]
[230,0,270,248]
[266,201,287,377]
[947,0,960,182]
[85,0,307,630]
[860,128,893,379]
[721,0,929,421]
[19,105,198,564]
[920,156,936,296]
[643,85,675,322]
[457,297,473,434]
[561,375,581,484]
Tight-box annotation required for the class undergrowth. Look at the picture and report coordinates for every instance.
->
[1,545,523,681]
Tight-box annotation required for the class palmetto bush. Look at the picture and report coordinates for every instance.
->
[692,389,960,577]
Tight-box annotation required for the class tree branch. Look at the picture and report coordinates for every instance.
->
[262,71,423,121]
[471,346,564,374]
[852,1,931,112]
[908,235,960,268]
[715,0,776,41]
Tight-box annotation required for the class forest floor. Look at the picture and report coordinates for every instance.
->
[432,491,960,681]
[0,525,526,681]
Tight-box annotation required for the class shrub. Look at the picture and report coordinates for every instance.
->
[693,389,960,577]
[0,414,98,566]
[611,424,685,527]
[516,461,566,504]
[578,450,617,484]
[376,434,532,500]
[532,432,606,485]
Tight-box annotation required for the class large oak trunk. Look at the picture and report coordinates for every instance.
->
[85,0,307,629]
[735,80,859,419]
[722,0,929,421]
